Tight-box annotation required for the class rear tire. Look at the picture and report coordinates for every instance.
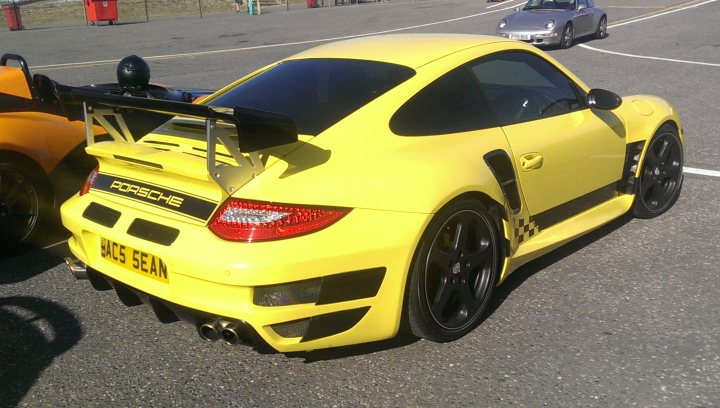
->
[407,198,500,342]
[632,124,683,219]
[0,155,54,246]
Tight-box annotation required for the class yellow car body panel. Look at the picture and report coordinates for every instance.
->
[60,34,684,352]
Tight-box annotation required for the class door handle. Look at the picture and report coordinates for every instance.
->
[521,153,544,171]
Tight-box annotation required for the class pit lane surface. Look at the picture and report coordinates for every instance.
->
[1,1,719,406]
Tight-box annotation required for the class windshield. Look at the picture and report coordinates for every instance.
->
[523,0,576,10]
[209,59,414,136]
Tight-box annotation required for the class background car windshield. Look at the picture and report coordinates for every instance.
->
[524,0,576,10]
[210,59,414,136]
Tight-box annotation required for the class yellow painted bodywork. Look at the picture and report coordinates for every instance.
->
[61,34,683,352]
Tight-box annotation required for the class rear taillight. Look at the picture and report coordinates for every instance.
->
[79,166,99,196]
[209,199,351,242]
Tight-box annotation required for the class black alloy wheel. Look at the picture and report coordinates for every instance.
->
[0,158,52,244]
[595,15,607,39]
[632,124,684,218]
[560,23,574,49]
[408,199,500,342]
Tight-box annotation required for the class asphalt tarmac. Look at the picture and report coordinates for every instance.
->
[1,0,719,406]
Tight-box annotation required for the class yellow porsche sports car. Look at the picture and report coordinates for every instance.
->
[60,34,684,353]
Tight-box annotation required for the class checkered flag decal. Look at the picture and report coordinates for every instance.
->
[514,217,540,243]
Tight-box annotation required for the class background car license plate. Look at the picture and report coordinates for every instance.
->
[100,237,169,283]
[510,34,531,40]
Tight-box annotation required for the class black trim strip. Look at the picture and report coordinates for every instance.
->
[301,307,370,342]
[316,267,386,305]
[127,219,180,246]
[533,181,619,229]
[82,202,121,228]
[91,173,217,221]
[113,155,163,169]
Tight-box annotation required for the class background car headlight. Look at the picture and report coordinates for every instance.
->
[545,19,556,30]
[498,19,507,29]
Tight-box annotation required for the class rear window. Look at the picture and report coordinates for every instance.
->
[209,59,415,135]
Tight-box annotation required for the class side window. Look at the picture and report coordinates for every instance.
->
[579,0,588,9]
[390,66,496,136]
[587,0,594,7]
[470,51,584,126]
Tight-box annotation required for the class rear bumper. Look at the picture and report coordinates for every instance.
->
[61,192,430,353]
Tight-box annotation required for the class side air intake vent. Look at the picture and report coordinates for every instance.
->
[484,150,522,213]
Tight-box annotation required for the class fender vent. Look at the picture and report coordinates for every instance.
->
[484,150,521,214]
[618,141,645,194]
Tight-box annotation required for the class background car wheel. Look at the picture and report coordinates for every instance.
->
[407,198,500,342]
[595,15,607,39]
[560,23,574,49]
[632,124,683,219]
[0,155,54,245]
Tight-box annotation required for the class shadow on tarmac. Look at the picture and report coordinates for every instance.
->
[0,239,69,284]
[487,212,632,317]
[0,296,83,407]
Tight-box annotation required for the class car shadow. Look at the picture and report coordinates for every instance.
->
[486,212,632,316]
[284,334,419,363]
[0,296,83,407]
[0,239,69,284]
[287,213,633,363]
[545,32,611,51]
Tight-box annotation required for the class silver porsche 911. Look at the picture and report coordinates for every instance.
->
[496,0,607,49]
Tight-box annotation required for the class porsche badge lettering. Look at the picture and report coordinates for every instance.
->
[90,174,218,221]
[109,180,184,208]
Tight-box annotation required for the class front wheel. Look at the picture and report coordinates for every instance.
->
[407,199,501,342]
[595,15,607,39]
[560,23,574,49]
[632,124,684,218]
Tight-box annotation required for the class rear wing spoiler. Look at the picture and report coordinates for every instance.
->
[58,88,298,195]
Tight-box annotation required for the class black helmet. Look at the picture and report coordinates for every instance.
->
[116,55,150,91]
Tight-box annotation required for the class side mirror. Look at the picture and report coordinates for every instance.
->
[587,88,622,110]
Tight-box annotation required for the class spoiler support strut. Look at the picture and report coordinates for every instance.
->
[67,89,297,196]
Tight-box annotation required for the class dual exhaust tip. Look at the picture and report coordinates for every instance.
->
[198,321,247,345]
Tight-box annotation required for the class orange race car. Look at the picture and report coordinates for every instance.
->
[0,54,211,246]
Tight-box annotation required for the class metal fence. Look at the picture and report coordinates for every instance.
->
[0,0,390,31]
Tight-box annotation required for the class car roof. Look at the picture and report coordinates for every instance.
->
[285,34,511,69]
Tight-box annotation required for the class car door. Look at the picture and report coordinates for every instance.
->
[574,0,594,36]
[470,51,625,228]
